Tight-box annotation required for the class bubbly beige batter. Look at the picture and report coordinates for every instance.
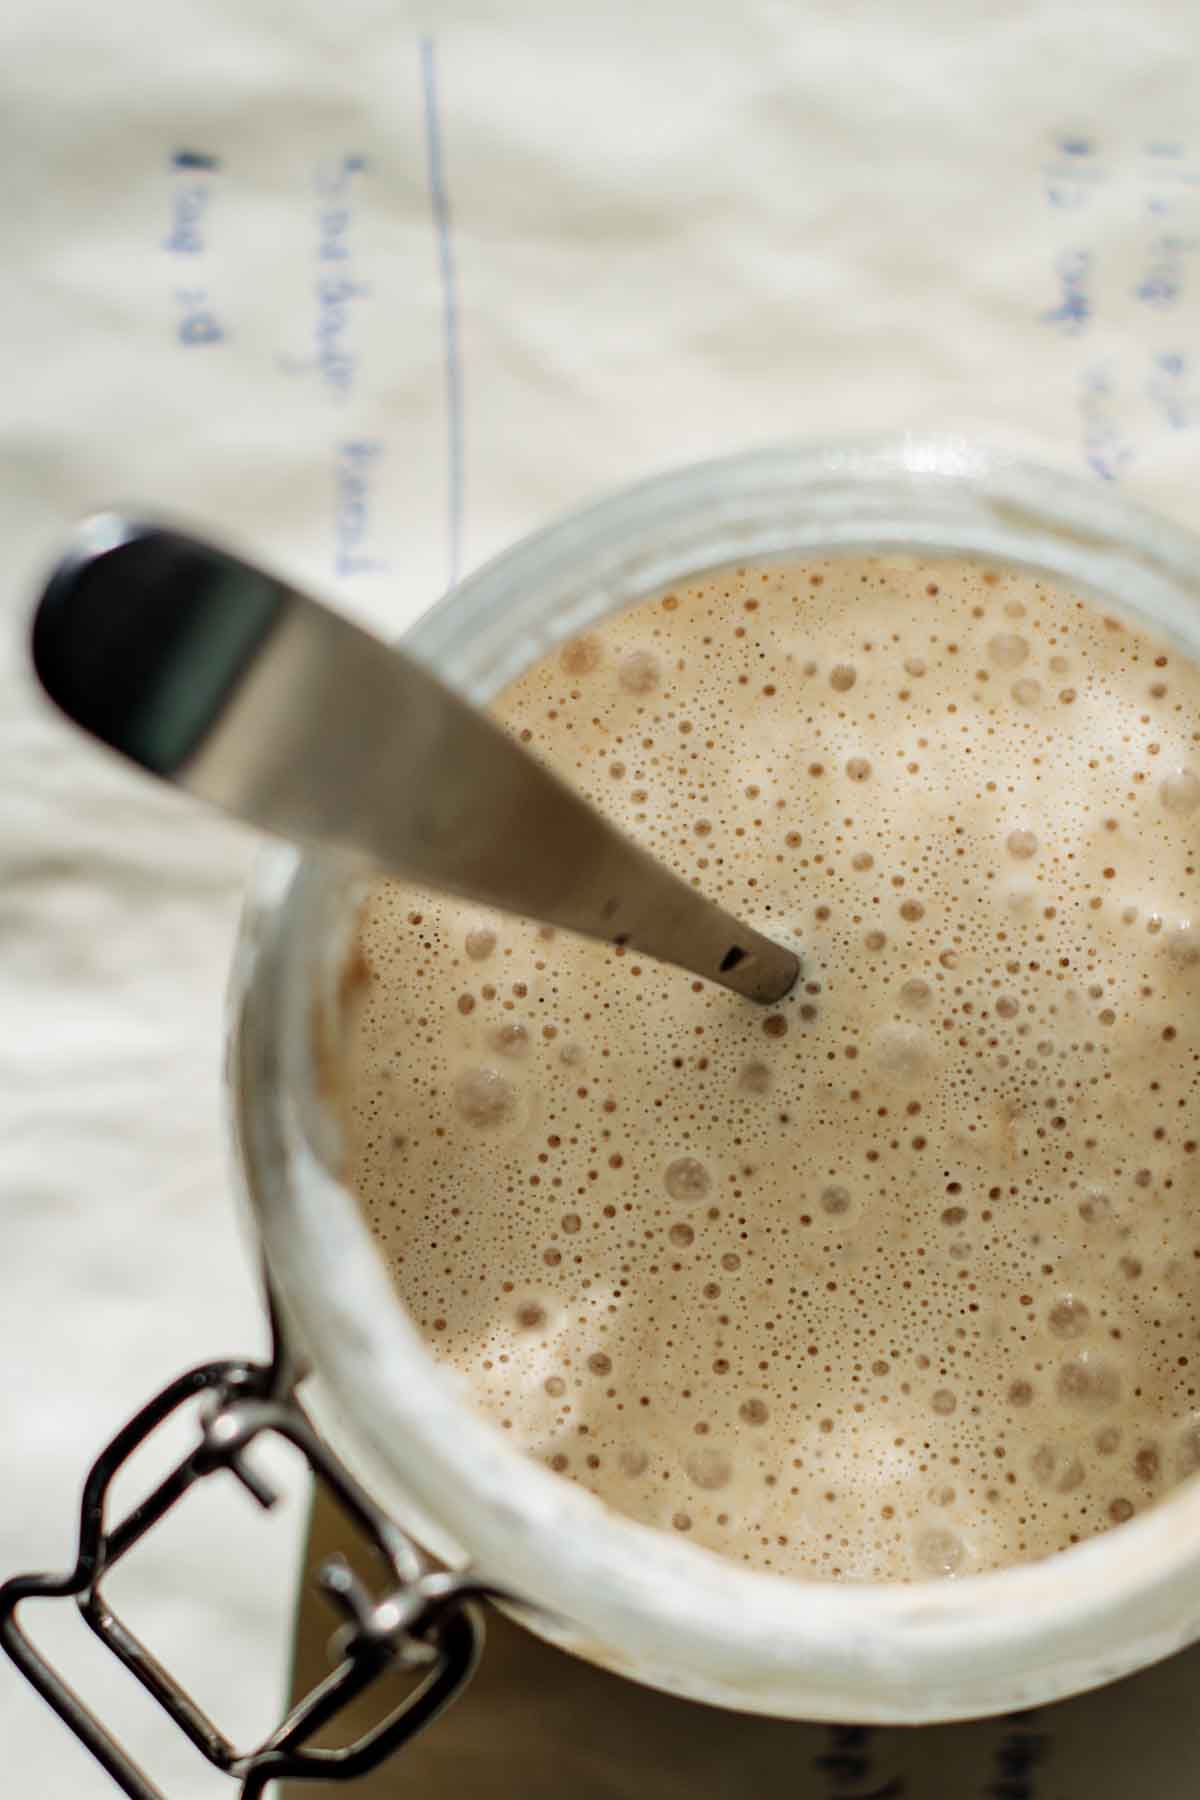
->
[341,557,1200,1581]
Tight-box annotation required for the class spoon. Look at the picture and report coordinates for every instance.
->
[31,517,800,1005]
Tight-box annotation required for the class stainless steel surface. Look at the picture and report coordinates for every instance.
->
[31,517,800,1005]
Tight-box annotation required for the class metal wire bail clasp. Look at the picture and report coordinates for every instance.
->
[0,1351,498,1797]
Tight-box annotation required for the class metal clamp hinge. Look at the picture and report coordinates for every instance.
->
[0,1357,500,1797]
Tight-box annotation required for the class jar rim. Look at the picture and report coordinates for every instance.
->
[229,436,1200,1722]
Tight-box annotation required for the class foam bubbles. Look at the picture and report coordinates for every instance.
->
[1161,768,1200,814]
[1175,1424,1200,1481]
[664,1158,712,1201]
[988,634,1029,669]
[686,1446,733,1489]
[453,1066,515,1127]
[871,1023,933,1082]
[914,1527,965,1577]
[1048,1296,1091,1338]
[343,554,1200,1588]
[619,649,661,695]
[1056,1353,1122,1411]
[561,635,602,675]
[1167,925,1200,966]
[900,978,933,1010]
[1031,1445,1085,1493]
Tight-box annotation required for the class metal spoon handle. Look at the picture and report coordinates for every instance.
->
[31,519,799,1005]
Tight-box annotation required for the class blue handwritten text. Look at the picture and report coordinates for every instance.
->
[1039,249,1091,335]
[334,440,387,578]
[164,151,226,345]
[1079,364,1134,481]
[1148,351,1197,429]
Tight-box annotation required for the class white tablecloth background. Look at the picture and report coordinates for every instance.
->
[3,5,1199,1792]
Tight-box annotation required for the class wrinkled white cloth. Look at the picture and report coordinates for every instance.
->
[2,3,1199,1793]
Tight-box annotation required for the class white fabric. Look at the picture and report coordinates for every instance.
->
[2,3,1199,1791]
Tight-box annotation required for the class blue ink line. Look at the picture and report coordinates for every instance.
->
[172,149,220,171]
[421,36,464,587]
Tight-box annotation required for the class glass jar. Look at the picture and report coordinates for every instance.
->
[228,436,1200,1725]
